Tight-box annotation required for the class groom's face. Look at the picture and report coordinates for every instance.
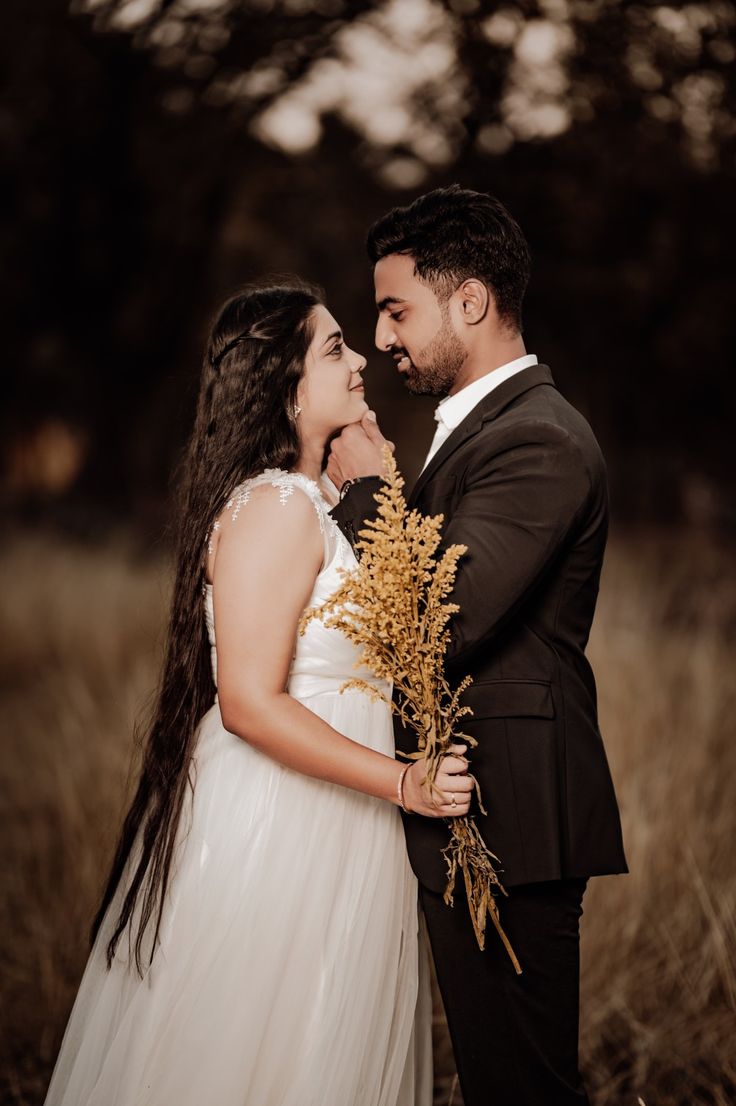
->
[373,253,466,396]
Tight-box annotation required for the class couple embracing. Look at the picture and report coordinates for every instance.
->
[45,186,627,1106]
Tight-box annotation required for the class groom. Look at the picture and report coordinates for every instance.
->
[327,185,628,1105]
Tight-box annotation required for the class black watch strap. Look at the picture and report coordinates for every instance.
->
[339,475,381,500]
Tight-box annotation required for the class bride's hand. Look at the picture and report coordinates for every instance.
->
[402,744,473,818]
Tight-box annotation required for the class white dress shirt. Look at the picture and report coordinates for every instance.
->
[421,354,538,471]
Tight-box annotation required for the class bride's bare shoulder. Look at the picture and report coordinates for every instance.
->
[207,470,325,583]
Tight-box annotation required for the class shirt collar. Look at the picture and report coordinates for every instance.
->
[435,354,539,430]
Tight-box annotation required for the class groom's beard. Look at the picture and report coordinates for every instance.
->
[401,311,466,396]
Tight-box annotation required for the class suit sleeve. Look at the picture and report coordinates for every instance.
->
[329,428,593,667]
[442,424,592,665]
[329,477,384,548]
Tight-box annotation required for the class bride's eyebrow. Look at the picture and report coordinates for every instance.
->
[320,329,342,348]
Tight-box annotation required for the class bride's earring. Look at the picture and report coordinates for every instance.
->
[293,404,302,419]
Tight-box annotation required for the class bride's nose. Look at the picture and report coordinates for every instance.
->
[350,348,367,374]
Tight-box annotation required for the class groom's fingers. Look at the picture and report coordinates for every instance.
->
[361,410,382,434]
[361,410,390,447]
[329,418,386,481]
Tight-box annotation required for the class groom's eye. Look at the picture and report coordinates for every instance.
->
[389,310,405,322]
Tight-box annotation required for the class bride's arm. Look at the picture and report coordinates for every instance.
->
[211,484,471,817]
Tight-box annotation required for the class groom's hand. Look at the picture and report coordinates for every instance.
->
[327,410,395,491]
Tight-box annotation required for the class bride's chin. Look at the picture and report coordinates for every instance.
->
[342,400,368,424]
[332,398,369,433]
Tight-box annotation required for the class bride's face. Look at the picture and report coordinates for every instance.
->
[297,305,368,439]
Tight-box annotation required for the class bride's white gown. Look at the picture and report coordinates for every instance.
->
[45,469,433,1106]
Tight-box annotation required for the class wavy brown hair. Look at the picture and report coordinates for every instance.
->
[92,282,323,974]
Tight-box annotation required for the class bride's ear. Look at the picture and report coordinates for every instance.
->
[294,381,306,422]
[457,279,489,326]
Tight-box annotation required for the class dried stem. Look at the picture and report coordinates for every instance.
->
[302,451,521,972]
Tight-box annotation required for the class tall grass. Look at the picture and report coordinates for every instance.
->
[580,531,736,1106]
[0,528,734,1105]
[0,534,168,1105]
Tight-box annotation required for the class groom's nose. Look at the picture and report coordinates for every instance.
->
[374,315,396,352]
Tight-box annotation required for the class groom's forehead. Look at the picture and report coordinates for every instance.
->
[374,253,424,307]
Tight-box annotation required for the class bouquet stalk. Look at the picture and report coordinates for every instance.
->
[300,453,521,973]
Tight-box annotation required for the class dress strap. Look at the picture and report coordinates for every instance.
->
[228,468,326,524]
[212,468,334,566]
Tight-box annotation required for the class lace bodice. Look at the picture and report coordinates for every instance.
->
[203,468,390,701]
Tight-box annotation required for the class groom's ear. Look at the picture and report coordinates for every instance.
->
[456,279,490,326]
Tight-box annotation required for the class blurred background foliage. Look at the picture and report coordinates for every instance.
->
[3,0,735,534]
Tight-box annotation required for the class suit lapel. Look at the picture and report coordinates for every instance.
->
[408,364,556,506]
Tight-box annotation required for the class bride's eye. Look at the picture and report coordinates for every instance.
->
[330,342,344,357]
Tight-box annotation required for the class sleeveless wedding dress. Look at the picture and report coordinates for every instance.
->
[44,469,433,1106]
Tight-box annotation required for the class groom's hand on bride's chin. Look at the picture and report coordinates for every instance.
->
[326,410,395,490]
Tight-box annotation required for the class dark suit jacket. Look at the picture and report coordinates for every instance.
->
[330,364,628,892]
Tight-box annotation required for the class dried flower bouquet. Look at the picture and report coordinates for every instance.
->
[300,454,521,972]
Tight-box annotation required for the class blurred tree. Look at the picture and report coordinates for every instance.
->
[2,0,734,530]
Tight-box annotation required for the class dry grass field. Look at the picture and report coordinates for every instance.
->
[1,528,734,1106]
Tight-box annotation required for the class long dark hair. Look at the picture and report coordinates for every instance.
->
[92,282,323,974]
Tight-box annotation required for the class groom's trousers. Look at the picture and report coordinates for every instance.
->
[420,876,589,1106]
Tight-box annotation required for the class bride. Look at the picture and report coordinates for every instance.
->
[44,283,473,1106]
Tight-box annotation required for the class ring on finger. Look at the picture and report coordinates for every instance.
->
[451,793,457,808]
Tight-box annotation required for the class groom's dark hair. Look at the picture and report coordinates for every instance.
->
[367,184,531,333]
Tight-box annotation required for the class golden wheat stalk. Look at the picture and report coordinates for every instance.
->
[301,452,521,973]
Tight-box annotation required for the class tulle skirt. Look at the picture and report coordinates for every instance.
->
[44,688,433,1106]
